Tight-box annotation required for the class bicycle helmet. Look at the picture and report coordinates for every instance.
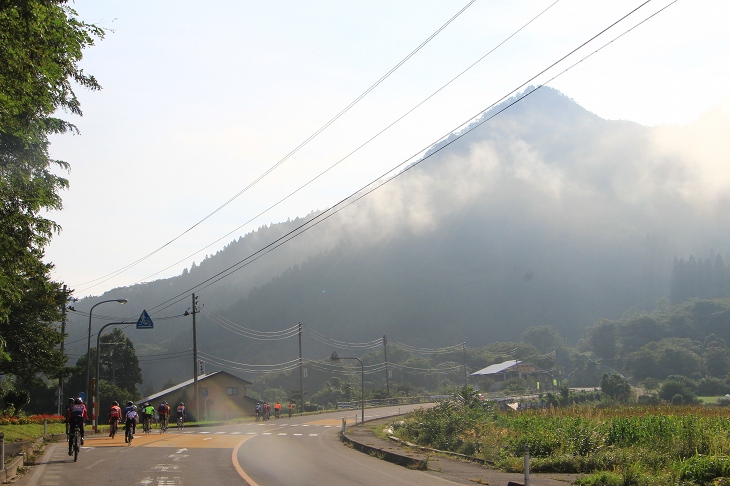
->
[112,401,119,406]
[68,397,75,403]
[127,401,133,406]
[145,402,150,406]
[131,404,137,410]
[74,397,83,404]
[179,402,184,405]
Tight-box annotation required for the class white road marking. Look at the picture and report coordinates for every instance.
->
[309,434,318,437]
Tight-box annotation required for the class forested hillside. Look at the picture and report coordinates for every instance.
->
[64,86,730,395]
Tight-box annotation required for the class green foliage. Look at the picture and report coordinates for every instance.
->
[659,378,698,403]
[676,454,730,484]
[395,404,730,482]
[0,1,102,407]
[601,374,631,402]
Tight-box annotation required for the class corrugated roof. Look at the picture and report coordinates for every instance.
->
[471,359,521,376]
[137,370,251,405]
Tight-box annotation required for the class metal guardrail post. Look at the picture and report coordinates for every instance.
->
[341,418,346,434]
[1,432,4,471]
[524,446,530,486]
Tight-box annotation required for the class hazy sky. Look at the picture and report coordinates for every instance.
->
[45,0,729,297]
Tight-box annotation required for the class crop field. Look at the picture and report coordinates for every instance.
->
[392,402,730,485]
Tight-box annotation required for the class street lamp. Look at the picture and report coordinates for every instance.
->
[94,321,128,432]
[86,299,127,424]
[330,351,364,425]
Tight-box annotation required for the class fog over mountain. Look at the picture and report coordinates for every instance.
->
[65,87,730,392]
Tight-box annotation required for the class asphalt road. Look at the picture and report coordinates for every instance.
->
[17,404,467,486]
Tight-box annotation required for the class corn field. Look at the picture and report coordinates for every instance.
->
[392,402,730,485]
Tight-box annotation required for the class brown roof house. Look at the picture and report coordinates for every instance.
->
[138,370,258,421]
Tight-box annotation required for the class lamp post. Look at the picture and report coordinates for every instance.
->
[94,321,128,432]
[330,352,364,425]
[86,299,127,430]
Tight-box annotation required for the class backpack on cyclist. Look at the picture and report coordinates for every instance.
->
[158,403,167,415]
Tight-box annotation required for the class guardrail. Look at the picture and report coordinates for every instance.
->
[336,395,449,409]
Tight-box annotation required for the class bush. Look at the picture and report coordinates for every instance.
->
[677,454,730,483]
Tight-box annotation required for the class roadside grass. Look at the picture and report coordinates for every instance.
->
[697,396,724,404]
[0,423,66,442]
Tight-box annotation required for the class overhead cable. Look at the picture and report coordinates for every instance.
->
[148,0,664,314]
[73,0,479,294]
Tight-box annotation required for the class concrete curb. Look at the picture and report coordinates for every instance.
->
[1,434,63,484]
[340,431,428,470]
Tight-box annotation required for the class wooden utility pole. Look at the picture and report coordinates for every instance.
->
[192,294,200,421]
[298,322,304,414]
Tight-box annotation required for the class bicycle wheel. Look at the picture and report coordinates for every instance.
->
[73,430,79,462]
[110,420,116,439]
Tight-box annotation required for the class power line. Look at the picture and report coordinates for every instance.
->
[134,0,561,285]
[73,0,479,294]
[147,0,664,315]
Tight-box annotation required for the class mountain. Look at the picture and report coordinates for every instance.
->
[64,87,730,393]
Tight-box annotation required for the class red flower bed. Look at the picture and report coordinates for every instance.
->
[0,414,65,425]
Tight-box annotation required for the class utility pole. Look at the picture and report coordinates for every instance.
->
[463,342,467,387]
[58,285,68,415]
[383,335,389,398]
[298,322,304,414]
[192,294,200,421]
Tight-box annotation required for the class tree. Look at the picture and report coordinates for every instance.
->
[0,271,65,382]
[601,373,631,402]
[587,320,617,360]
[97,329,143,394]
[520,325,564,354]
[67,329,142,400]
[0,1,103,401]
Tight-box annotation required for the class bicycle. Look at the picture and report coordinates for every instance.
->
[126,423,134,445]
[68,424,81,462]
[110,417,118,439]
[143,416,152,435]
[177,416,184,430]
[159,416,168,434]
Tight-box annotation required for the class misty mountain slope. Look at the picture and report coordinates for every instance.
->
[210,87,730,358]
[77,87,730,391]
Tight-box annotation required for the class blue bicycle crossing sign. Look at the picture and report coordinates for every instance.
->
[136,309,154,329]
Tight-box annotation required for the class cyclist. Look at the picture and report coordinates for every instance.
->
[255,403,261,421]
[142,402,155,432]
[108,401,122,437]
[124,403,138,443]
[123,401,137,440]
[274,401,281,419]
[262,402,270,421]
[157,401,170,430]
[64,397,75,437]
[67,398,88,455]
[176,402,186,428]
[288,401,294,418]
